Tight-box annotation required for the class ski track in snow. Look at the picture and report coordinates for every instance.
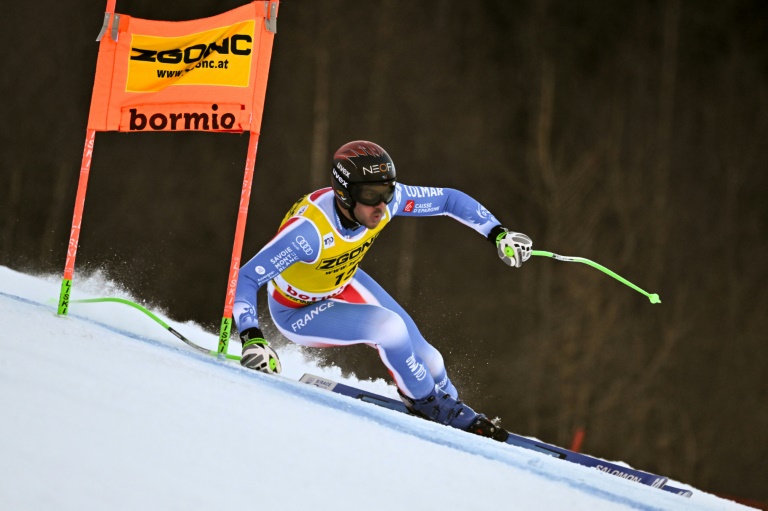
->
[0,267,753,511]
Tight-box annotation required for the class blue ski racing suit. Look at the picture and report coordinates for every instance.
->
[234,184,502,402]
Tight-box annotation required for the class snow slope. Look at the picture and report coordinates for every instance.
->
[0,266,753,511]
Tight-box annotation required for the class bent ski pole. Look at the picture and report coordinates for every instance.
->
[531,250,661,304]
[70,297,243,360]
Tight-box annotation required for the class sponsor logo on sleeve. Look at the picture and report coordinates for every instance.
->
[403,200,438,214]
[270,247,299,272]
[295,236,313,256]
[411,202,439,214]
[390,185,402,212]
[323,233,335,248]
[403,185,444,198]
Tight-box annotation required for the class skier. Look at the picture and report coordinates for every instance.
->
[233,141,532,440]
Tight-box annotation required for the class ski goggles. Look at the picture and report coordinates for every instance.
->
[351,181,396,206]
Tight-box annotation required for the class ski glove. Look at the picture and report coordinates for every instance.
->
[239,327,282,374]
[489,225,532,268]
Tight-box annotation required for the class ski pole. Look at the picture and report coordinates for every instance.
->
[531,250,661,304]
[70,297,243,360]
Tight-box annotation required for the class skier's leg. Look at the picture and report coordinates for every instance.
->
[331,272,504,434]
[342,269,458,398]
[267,284,435,400]
[268,281,504,437]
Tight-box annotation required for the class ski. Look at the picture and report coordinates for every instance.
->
[299,374,692,498]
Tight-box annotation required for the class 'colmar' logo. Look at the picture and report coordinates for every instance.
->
[403,185,444,198]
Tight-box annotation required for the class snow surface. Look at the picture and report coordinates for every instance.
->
[0,266,754,511]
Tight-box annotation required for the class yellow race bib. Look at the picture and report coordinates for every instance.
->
[272,189,390,305]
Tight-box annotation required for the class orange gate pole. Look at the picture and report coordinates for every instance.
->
[217,131,259,354]
[57,129,97,315]
[57,0,117,315]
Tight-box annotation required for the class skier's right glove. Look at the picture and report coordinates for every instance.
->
[488,225,532,268]
[239,327,282,374]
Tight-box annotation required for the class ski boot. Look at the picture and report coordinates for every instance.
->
[467,415,509,442]
[400,386,509,441]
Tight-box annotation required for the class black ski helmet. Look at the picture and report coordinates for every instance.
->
[331,141,396,209]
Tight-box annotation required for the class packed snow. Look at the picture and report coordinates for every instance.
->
[0,266,754,510]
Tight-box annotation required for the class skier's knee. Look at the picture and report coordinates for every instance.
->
[370,310,410,348]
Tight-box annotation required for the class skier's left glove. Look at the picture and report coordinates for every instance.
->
[239,327,282,374]
[488,225,532,268]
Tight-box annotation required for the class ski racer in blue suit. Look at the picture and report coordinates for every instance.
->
[234,141,533,440]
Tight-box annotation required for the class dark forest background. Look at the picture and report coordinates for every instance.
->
[1,0,766,503]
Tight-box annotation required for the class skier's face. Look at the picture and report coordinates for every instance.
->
[353,201,387,229]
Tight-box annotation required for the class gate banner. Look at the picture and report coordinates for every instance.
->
[87,1,278,133]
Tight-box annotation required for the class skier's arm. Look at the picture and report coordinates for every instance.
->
[233,217,321,335]
[390,183,532,267]
[390,184,501,236]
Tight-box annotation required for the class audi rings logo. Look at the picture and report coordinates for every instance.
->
[295,236,313,256]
